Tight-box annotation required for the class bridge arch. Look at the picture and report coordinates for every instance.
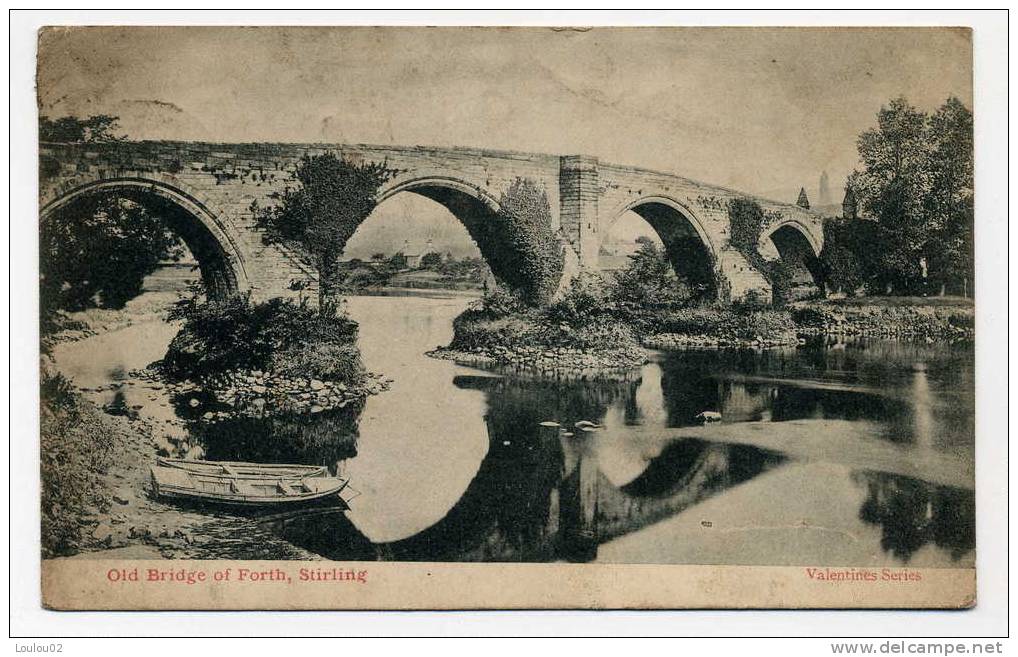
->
[363,176,557,300]
[40,176,250,301]
[760,218,823,258]
[759,219,824,299]
[377,175,501,213]
[605,196,719,298]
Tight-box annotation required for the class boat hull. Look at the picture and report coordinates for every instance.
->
[155,457,327,479]
[150,465,350,509]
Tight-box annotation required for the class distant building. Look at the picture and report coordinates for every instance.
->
[819,171,832,206]
[796,187,810,209]
[392,239,417,266]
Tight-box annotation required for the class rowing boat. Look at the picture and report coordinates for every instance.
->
[150,461,350,508]
[155,457,327,479]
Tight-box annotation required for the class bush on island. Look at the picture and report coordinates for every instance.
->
[161,295,365,384]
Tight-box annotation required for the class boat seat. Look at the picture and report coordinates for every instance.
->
[277,481,301,496]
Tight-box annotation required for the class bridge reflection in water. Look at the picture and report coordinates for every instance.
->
[273,374,785,563]
[171,324,974,565]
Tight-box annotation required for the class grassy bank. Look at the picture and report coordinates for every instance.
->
[434,272,974,377]
[432,282,647,376]
[636,306,798,349]
[40,364,323,560]
[40,368,118,557]
[790,298,974,340]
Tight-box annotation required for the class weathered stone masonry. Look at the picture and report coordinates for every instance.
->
[39,140,825,303]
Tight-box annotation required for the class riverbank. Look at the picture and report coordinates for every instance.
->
[134,365,392,420]
[42,290,183,348]
[428,344,646,381]
[790,298,974,341]
[40,365,319,560]
[431,291,975,379]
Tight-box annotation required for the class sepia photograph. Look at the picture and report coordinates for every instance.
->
[25,19,995,616]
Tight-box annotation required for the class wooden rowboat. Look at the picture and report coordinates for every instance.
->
[155,457,327,479]
[150,462,350,508]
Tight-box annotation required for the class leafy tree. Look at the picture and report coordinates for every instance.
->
[925,97,974,295]
[420,251,444,269]
[39,114,123,142]
[611,240,690,308]
[388,252,407,270]
[254,153,396,312]
[41,194,185,317]
[844,96,973,295]
[39,115,184,326]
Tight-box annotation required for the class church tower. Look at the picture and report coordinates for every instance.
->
[796,187,810,209]
[819,171,831,206]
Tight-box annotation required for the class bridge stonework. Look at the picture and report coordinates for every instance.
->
[39,140,825,304]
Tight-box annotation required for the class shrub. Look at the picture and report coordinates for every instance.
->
[162,295,362,382]
[449,313,538,351]
[544,272,614,326]
[477,284,529,319]
[611,240,692,308]
[789,300,974,337]
[40,374,117,557]
[40,369,76,412]
[733,288,772,312]
[269,342,364,383]
[561,316,639,351]
[653,306,795,341]
[472,178,564,305]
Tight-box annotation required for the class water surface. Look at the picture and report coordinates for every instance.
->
[52,292,975,566]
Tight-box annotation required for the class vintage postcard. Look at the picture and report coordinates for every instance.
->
[37,25,976,610]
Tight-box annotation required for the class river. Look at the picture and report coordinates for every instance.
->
[51,291,975,567]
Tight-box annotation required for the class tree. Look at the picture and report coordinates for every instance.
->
[611,240,690,308]
[39,114,123,142]
[370,252,386,262]
[844,96,973,295]
[39,114,184,328]
[420,251,444,269]
[254,153,395,312]
[41,194,185,318]
[925,97,974,295]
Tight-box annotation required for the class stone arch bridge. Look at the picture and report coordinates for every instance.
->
[39,141,825,303]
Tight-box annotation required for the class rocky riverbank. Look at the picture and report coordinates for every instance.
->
[41,368,320,560]
[428,343,648,380]
[132,366,392,421]
[642,332,803,350]
[42,290,185,348]
[790,301,975,341]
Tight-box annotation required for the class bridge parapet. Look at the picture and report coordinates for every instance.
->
[39,140,826,305]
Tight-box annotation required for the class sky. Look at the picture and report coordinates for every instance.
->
[38,26,972,253]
